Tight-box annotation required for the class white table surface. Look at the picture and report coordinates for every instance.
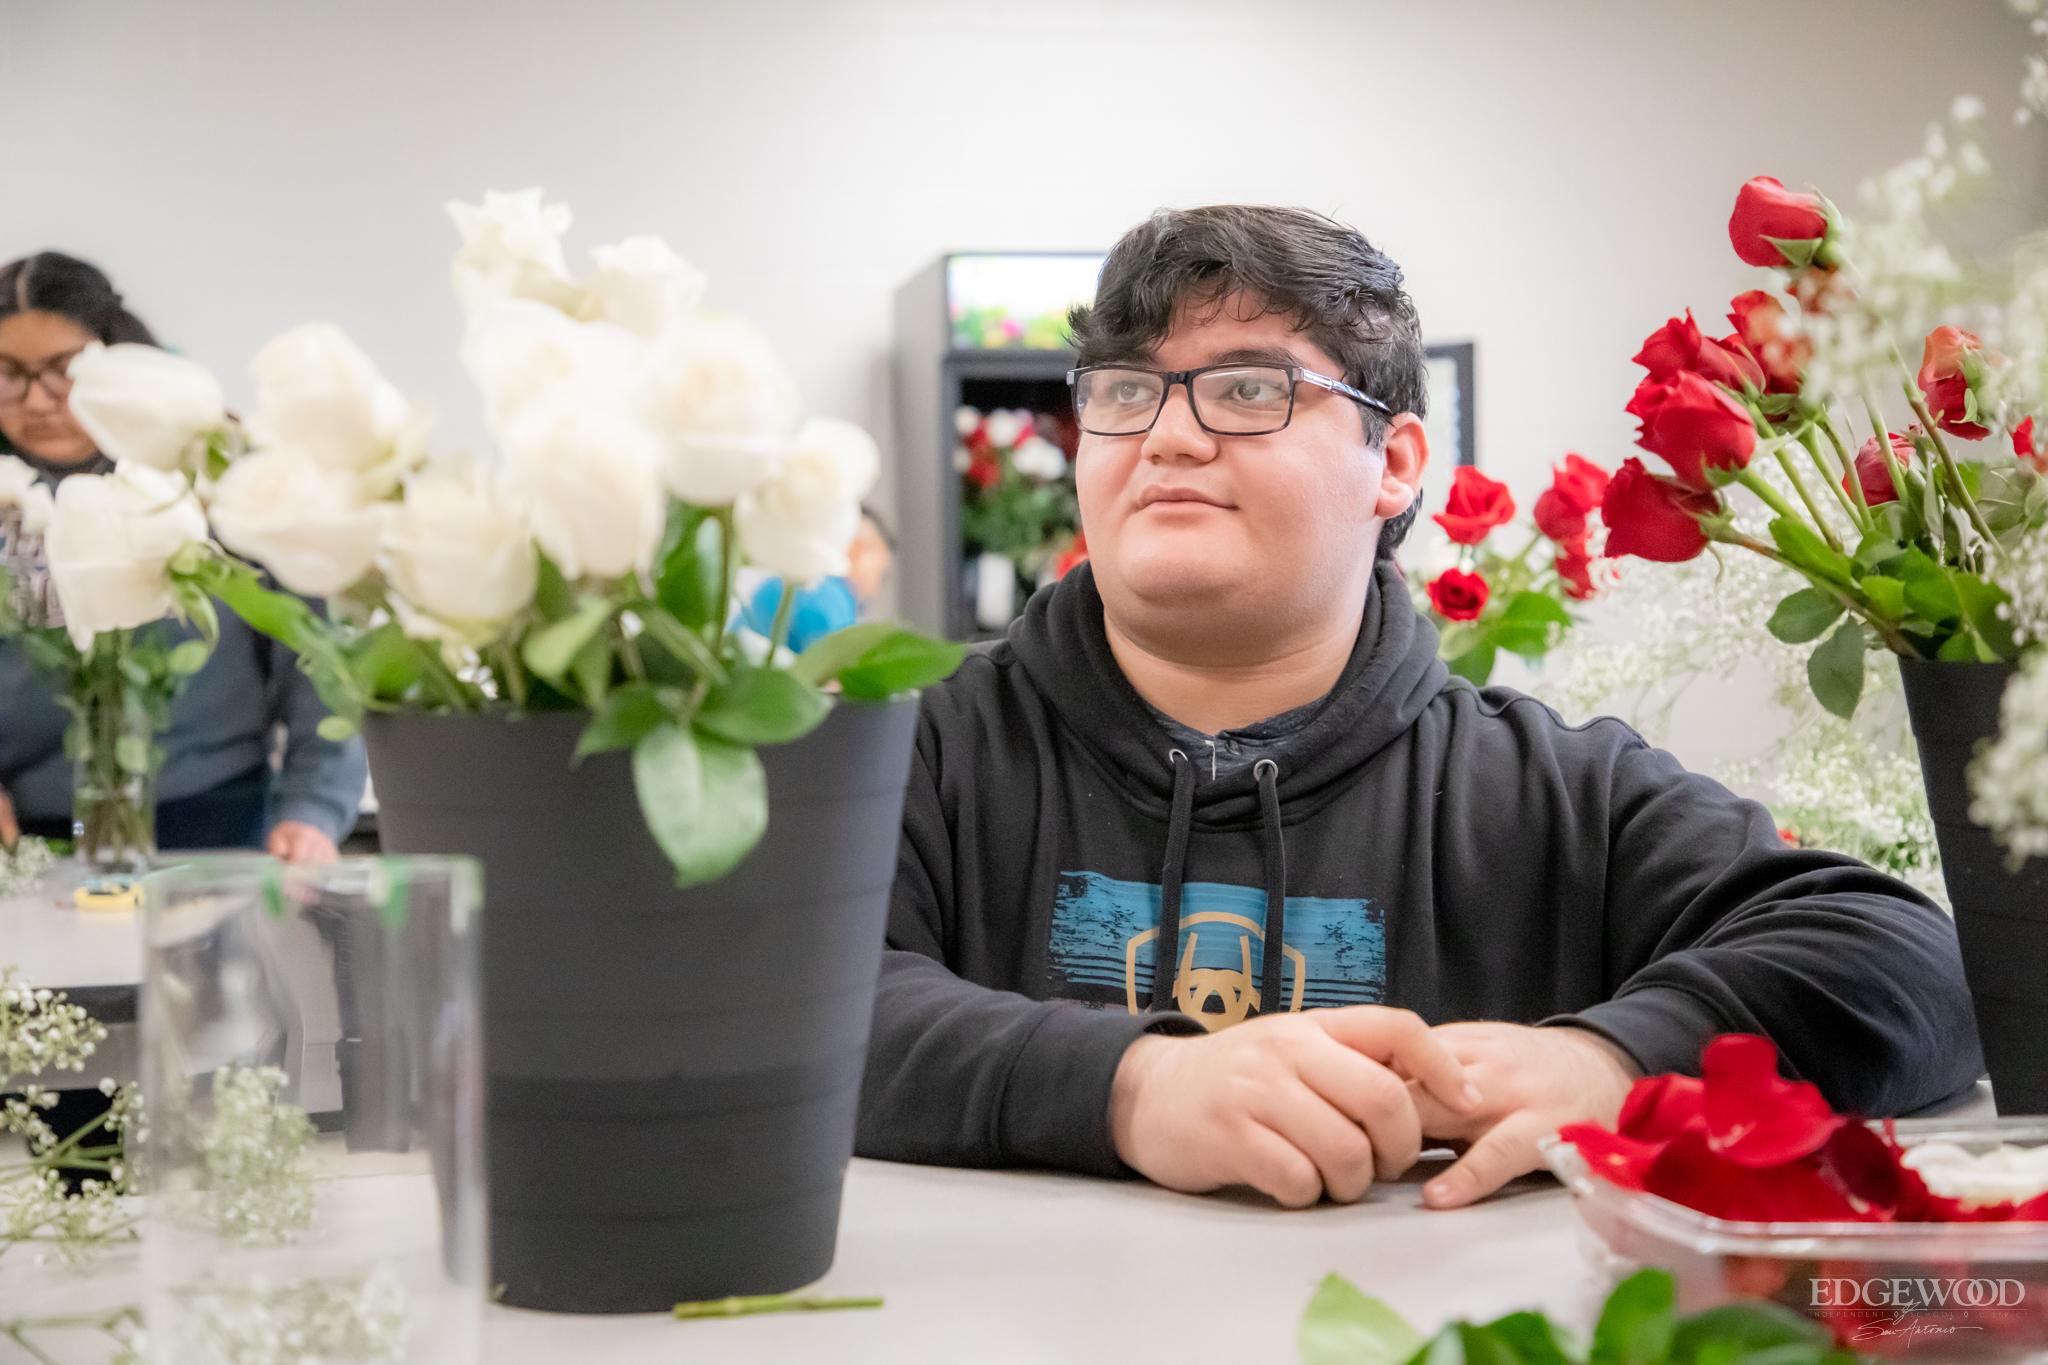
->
[0,867,143,991]
[0,1155,1593,1365]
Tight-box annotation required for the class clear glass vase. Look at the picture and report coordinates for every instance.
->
[140,856,486,1365]
[70,640,159,873]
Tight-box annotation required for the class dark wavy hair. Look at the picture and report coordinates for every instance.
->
[0,251,158,347]
[1068,206,1427,557]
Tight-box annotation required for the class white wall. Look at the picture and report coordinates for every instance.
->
[4,0,2041,761]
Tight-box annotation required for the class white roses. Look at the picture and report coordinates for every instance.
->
[0,455,52,534]
[43,462,210,649]
[447,187,580,316]
[499,396,665,580]
[65,344,227,473]
[382,463,537,643]
[209,448,383,597]
[248,324,419,493]
[737,418,879,582]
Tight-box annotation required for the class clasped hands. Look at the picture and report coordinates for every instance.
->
[1109,1006,1638,1210]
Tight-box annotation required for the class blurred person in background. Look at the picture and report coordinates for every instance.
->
[0,251,365,862]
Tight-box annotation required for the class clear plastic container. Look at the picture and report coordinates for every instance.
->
[1543,1120,2048,1361]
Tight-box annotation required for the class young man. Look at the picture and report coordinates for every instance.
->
[857,206,1980,1210]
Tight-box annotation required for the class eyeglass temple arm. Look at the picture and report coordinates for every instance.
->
[1297,368,1394,417]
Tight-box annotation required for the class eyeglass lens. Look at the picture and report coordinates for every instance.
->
[1072,366,1295,436]
[0,363,73,405]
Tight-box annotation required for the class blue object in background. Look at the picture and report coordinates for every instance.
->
[744,577,859,653]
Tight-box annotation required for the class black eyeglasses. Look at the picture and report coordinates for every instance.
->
[0,351,83,407]
[1067,363,1393,437]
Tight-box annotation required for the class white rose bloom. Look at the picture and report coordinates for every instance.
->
[1011,434,1067,481]
[210,446,381,596]
[247,324,410,480]
[954,405,983,438]
[638,314,802,506]
[20,485,53,535]
[383,462,538,643]
[983,409,1028,450]
[0,454,37,507]
[65,344,226,473]
[461,297,641,435]
[735,417,879,584]
[446,187,581,316]
[578,236,706,340]
[43,462,210,649]
[500,394,666,581]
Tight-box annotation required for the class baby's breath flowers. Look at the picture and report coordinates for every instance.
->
[167,1265,408,1365]
[1972,650,2048,865]
[197,1065,318,1243]
[0,834,58,897]
[0,968,139,1267]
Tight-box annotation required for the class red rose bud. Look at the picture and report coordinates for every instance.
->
[1426,566,1489,621]
[1051,531,1089,579]
[1534,488,1587,548]
[1728,176,1830,268]
[1601,457,1717,562]
[966,448,1002,489]
[1632,311,1762,391]
[1640,370,1758,489]
[1917,325,1992,440]
[2016,416,2044,474]
[1549,453,1612,512]
[1726,290,1809,394]
[1847,431,1912,506]
[1431,465,1516,545]
[1555,543,1597,600]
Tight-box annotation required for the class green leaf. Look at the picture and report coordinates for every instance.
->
[261,874,285,920]
[573,683,674,762]
[167,639,211,675]
[1859,575,1905,622]
[1898,548,1961,625]
[1765,588,1843,644]
[1762,234,1821,269]
[1481,1311,1571,1365]
[656,508,724,630]
[1446,638,1498,685]
[1938,628,1985,662]
[1590,1269,1676,1365]
[1954,571,2019,661]
[1767,517,1853,587]
[1501,591,1573,628]
[349,623,427,701]
[315,715,356,742]
[635,606,729,687]
[836,629,969,700]
[1851,534,1903,570]
[114,734,152,775]
[569,629,613,708]
[533,552,576,622]
[791,622,898,687]
[1296,1274,1425,1365]
[695,663,832,745]
[522,595,616,683]
[377,860,411,934]
[632,722,768,886]
[1806,620,1866,718]
[1668,1301,1827,1365]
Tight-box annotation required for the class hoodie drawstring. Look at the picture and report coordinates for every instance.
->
[1150,751,1291,1019]
[1253,758,1288,1016]
[1150,749,1196,1011]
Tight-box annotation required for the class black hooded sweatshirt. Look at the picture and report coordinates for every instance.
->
[855,561,1983,1177]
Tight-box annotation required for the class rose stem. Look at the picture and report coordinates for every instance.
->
[767,580,798,660]
[1772,446,1843,552]
[1817,413,1875,526]
[1900,378,2004,559]
[1799,426,1865,531]
[673,1293,884,1320]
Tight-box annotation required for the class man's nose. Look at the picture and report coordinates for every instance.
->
[1140,382,1218,463]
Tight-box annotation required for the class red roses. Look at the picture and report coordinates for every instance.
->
[1426,567,1488,621]
[1633,310,1763,392]
[1561,1034,2048,1226]
[1534,454,1611,600]
[1599,458,1715,562]
[1916,325,1992,440]
[2017,416,2043,474]
[1847,431,1913,506]
[1726,290,1809,394]
[1432,467,1516,544]
[1728,177,1831,269]
[1629,370,1758,491]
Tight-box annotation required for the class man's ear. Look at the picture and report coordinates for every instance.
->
[1375,412,1430,519]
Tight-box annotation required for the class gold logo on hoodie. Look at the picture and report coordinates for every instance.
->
[1124,910,1306,1030]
